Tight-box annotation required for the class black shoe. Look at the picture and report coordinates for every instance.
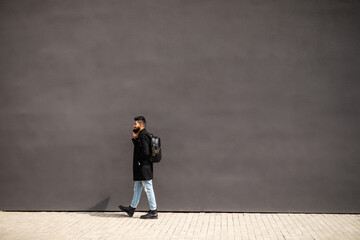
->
[140,210,158,219]
[118,205,136,217]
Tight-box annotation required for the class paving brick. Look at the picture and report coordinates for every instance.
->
[0,211,359,240]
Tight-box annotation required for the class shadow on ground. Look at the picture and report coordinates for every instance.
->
[73,197,130,218]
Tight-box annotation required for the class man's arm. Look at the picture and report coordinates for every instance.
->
[132,131,139,144]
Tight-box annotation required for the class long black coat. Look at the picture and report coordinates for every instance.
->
[132,129,153,181]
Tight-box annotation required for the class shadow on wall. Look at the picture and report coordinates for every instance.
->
[87,197,111,211]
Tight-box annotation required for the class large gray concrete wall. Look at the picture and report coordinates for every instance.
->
[0,0,359,212]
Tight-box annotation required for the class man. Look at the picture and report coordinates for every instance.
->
[119,116,158,219]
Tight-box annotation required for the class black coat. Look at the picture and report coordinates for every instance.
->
[132,129,153,181]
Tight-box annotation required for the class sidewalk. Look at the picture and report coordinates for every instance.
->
[0,211,359,240]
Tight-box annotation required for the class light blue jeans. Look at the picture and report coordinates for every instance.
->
[130,180,157,211]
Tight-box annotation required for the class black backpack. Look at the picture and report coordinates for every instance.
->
[148,133,162,163]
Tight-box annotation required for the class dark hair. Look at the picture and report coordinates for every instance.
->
[134,116,146,127]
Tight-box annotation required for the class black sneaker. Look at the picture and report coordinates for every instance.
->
[140,210,158,219]
[118,205,136,217]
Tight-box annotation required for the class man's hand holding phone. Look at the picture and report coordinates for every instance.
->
[133,129,139,139]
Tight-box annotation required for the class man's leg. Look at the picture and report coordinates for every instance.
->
[143,180,157,210]
[119,181,142,217]
[140,180,158,219]
[130,181,143,208]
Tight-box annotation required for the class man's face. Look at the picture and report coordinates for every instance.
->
[133,121,141,132]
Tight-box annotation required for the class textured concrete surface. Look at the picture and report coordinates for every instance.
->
[1,0,360,212]
[0,211,359,240]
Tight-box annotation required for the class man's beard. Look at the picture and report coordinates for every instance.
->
[133,127,140,133]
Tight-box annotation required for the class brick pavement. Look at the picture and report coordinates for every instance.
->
[0,211,359,240]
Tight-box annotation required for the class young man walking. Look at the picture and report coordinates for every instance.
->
[119,116,158,219]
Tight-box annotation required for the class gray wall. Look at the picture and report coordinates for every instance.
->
[0,0,359,213]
